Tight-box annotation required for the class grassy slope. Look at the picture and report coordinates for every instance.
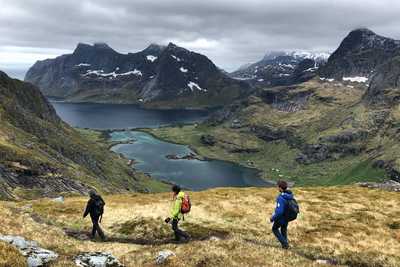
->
[146,79,390,186]
[0,186,398,266]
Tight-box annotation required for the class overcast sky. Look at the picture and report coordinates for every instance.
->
[1,0,400,78]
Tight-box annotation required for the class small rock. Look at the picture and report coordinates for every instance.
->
[52,196,65,203]
[208,236,221,241]
[155,250,176,265]
[75,252,123,267]
[315,258,338,265]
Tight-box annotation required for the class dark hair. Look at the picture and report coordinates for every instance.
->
[89,190,97,198]
[172,184,181,194]
[277,180,288,190]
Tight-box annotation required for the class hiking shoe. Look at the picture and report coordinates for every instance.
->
[282,244,289,249]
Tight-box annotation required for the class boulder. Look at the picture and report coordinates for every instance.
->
[155,250,176,265]
[52,196,65,203]
[75,252,123,267]
[200,135,217,146]
[0,235,58,267]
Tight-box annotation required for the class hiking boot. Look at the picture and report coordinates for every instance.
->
[282,244,289,249]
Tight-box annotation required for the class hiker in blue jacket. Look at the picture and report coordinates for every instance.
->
[270,180,294,249]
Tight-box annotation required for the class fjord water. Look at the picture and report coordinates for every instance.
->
[51,102,271,190]
[110,131,272,190]
[51,102,209,129]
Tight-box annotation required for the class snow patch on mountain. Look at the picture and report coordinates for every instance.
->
[83,69,142,78]
[75,63,91,67]
[146,55,157,62]
[171,55,182,62]
[343,76,368,83]
[188,81,207,92]
[180,67,188,73]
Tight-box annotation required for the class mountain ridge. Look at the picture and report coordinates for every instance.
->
[25,42,250,109]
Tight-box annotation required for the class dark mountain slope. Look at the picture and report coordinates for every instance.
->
[25,43,249,109]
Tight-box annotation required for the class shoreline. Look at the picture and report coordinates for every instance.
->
[102,127,275,187]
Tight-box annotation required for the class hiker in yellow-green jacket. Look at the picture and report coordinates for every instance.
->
[164,185,190,242]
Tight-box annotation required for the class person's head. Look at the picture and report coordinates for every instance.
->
[277,180,288,192]
[172,184,181,195]
[89,190,97,198]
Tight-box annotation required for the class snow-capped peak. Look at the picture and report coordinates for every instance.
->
[262,50,330,62]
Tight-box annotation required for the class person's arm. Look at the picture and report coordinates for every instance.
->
[83,200,91,218]
[171,196,183,219]
[99,196,106,206]
[271,196,285,222]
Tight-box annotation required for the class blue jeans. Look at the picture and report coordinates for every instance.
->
[272,221,288,247]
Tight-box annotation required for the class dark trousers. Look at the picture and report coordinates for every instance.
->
[272,221,288,247]
[172,219,189,241]
[90,214,105,240]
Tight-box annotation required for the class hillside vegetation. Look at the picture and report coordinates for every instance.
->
[146,78,395,186]
[0,186,398,266]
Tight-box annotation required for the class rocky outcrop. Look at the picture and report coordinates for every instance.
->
[25,43,249,108]
[75,252,123,267]
[0,235,58,267]
[259,86,314,112]
[319,130,369,144]
[358,180,400,192]
[200,135,217,146]
[319,28,400,81]
[296,143,364,164]
[155,250,176,265]
[250,125,292,142]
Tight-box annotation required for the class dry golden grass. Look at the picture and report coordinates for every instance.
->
[0,242,26,267]
[0,186,398,266]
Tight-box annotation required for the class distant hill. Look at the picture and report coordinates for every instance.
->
[25,43,250,109]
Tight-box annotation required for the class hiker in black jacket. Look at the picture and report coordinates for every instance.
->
[83,190,106,241]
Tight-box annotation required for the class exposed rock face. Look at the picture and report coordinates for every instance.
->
[0,235,58,267]
[364,56,400,105]
[231,51,328,87]
[200,135,217,146]
[25,43,249,108]
[259,87,314,112]
[296,143,364,164]
[319,28,400,81]
[319,130,369,144]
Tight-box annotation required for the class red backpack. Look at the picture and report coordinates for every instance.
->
[181,193,191,214]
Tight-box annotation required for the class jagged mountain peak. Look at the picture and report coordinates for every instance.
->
[319,28,400,79]
[73,42,118,56]
[142,43,166,53]
[25,41,249,108]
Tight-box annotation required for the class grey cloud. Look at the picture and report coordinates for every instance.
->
[1,0,400,74]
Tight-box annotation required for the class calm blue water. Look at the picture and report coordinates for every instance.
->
[50,102,209,129]
[110,131,272,190]
[51,102,271,190]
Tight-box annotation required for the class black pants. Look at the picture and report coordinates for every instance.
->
[172,219,189,241]
[272,221,288,247]
[90,214,105,240]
